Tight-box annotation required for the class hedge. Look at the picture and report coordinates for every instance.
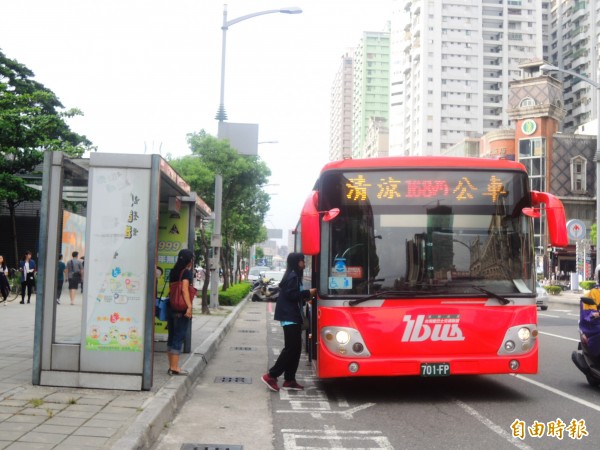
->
[543,285,562,295]
[580,280,597,291]
[214,282,253,306]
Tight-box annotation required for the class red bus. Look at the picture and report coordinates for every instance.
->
[297,156,567,378]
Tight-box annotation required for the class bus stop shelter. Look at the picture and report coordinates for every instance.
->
[32,152,211,390]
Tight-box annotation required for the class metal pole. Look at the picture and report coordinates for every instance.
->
[540,64,600,272]
[215,4,228,123]
[210,175,222,308]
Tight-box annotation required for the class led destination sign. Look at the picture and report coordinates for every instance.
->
[336,170,524,207]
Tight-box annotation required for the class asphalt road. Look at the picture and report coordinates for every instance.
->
[153,300,600,450]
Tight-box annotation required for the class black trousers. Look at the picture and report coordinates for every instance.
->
[21,279,34,301]
[57,279,64,300]
[269,323,302,382]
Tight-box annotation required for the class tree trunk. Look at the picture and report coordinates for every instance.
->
[220,249,229,291]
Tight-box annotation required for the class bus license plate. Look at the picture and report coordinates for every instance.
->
[420,363,450,377]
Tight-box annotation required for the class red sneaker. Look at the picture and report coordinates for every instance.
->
[261,373,280,392]
[282,380,304,391]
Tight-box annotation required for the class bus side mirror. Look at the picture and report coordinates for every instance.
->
[529,191,568,247]
[301,193,340,255]
[301,192,321,255]
[323,208,340,222]
[522,207,540,218]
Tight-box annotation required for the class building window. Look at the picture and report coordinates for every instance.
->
[519,97,535,107]
[518,137,546,192]
[570,156,587,193]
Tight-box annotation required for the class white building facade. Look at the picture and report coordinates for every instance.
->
[329,53,354,161]
[389,0,544,156]
[545,0,600,132]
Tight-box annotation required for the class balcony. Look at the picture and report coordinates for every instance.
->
[572,2,587,20]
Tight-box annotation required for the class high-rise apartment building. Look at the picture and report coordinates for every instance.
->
[389,0,544,156]
[545,0,600,132]
[352,30,391,158]
[329,53,354,161]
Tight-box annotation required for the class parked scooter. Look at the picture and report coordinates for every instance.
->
[251,275,280,302]
[571,296,600,387]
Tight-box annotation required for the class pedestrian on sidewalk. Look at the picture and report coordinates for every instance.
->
[166,248,194,376]
[19,250,36,304]
[0,255,9,302]
[56,254,66,304]
[80,256,85,293]
[67,251,83,305]
[262,252,316,392]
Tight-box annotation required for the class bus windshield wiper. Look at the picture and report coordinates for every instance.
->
[349,290,429,307]
[471,286,511,305]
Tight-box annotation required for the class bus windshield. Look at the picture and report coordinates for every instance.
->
[319,169,535,297]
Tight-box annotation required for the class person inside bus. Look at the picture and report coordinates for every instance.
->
[262,252,316,392]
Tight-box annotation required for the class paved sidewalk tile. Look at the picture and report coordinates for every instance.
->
[0,292,238,450]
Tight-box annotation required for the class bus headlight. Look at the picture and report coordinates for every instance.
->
[336,330,350,344]
[498,324,537,356]
[517,327,531,341]
[321,327,371,358]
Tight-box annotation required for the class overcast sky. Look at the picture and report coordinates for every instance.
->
[1,0,392,244]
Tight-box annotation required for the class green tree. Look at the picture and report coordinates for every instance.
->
[255,247,265,262]
[0,50,93,264]
[170,130,270,293]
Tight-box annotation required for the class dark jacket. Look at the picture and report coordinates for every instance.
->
[273,269,310,323]
[19,259,36,282]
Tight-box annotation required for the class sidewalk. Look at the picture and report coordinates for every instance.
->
[545,289,584,307]
[0,293,245,450]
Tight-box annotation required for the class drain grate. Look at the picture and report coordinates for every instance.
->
[214,376,252,384]
[237,329,258,333]
[181,445,243,450]
[230,346,256,351]
[248,311,260,314]
[243,319,259,322]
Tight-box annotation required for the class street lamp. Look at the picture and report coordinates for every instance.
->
[215,5,302,125]
[211,5,301,308]
[540,63,600,271]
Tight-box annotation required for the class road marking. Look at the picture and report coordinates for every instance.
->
[539,331,579,342]
[513,374,600,413]
[277,402,375,419]
[538,313,560,318]
[282,425,393,450]
[452,398,534,450]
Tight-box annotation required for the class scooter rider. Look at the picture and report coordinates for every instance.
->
[572,273,600,376]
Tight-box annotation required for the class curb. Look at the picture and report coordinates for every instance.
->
[111,298,248,450]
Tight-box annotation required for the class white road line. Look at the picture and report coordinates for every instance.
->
[539,331,579,342]
[538,313,560,318]
[452,398,534,450]
[513,374,600,413]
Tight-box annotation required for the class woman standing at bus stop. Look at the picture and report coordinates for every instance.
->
[167,249,194,375]
[262,252,315,392]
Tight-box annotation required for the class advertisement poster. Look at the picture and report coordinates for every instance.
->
[84,168,150,352]
[61,211,86,261]
[155,205,190,336]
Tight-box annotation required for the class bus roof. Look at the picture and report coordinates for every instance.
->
[321,156,526,174]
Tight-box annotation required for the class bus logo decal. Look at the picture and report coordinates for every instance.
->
[401,315,465,342]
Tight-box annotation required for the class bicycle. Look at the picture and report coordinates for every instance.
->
[1,268,21,304]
